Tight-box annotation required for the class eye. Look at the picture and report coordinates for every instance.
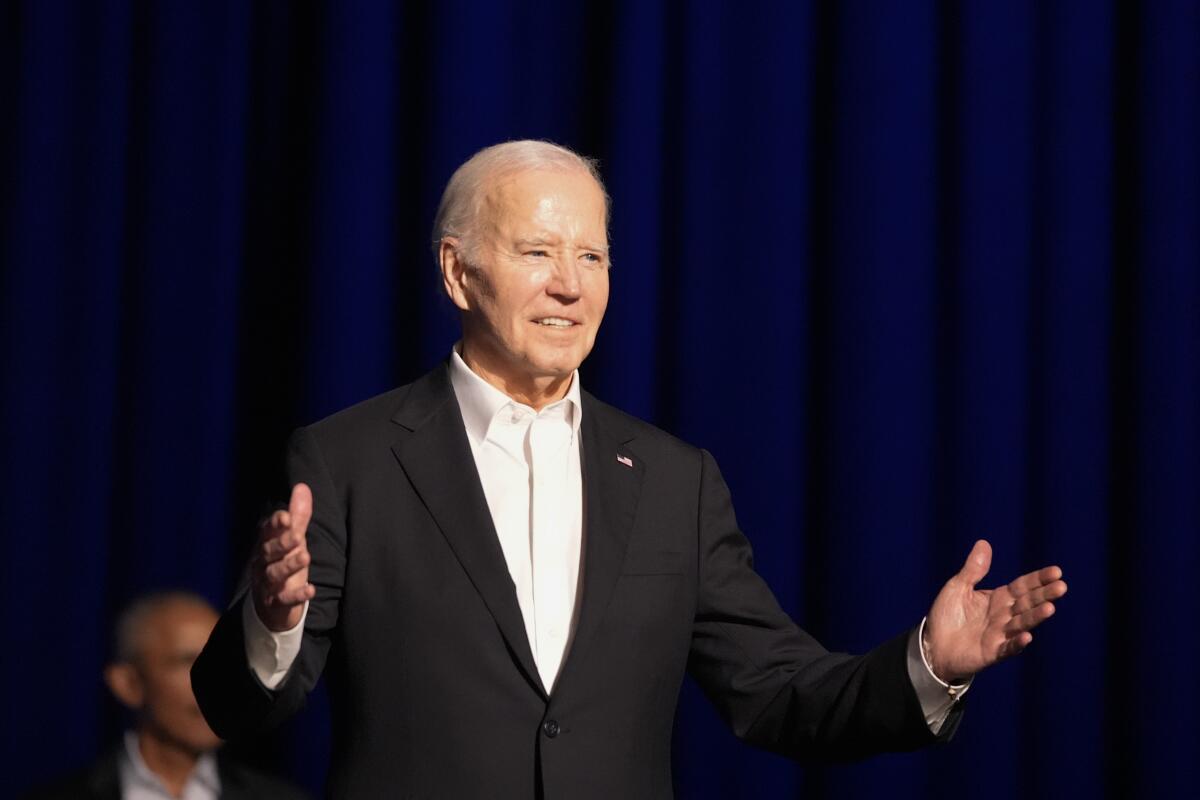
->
[581,252,606,268]
[525,250,549,258]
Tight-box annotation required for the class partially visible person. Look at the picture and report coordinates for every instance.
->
[25,591,308,800]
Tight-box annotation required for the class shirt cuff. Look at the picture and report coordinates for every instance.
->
[241,594,307,690]
[906,617,972,734]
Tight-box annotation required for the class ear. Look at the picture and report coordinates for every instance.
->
[439,238,472,312]
[104,663,145,710]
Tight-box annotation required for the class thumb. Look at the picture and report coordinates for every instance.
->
[289,482,313,532]
[956,539,992,588]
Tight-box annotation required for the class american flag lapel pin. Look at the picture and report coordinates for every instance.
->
[616,454,633,468]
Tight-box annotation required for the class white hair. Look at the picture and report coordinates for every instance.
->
[431,139,609,267]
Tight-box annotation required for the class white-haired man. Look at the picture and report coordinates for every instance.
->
[193,140,1067,798]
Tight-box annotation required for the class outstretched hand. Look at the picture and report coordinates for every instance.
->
[924,540,1066,684]
[251,483,316,632]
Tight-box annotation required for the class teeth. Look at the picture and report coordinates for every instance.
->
[536,318,574,327]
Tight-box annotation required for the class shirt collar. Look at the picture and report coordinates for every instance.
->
[121,730,221,796]
[448,344,583,448]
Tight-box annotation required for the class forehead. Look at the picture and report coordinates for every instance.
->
[480,168,608,238]
[138,602,218,653]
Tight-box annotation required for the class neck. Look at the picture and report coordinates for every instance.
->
[459,342,572,411]
[136,728,200,799]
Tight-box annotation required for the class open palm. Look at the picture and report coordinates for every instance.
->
[924,540,1067,684]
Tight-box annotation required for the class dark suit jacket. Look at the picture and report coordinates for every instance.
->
[22,744,309,800]
[193,364,959,799]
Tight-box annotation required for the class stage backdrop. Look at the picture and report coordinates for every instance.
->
[3,1,1197,797]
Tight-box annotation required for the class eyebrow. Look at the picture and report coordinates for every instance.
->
[514,237,556,248]
[514,237,609,255]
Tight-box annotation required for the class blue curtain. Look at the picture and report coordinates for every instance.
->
[4,1,1197,797]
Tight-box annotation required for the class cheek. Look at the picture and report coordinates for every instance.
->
[484,272,546,322]
[155,671,197,712]
[522,264,555,286]
[589,276,610,318]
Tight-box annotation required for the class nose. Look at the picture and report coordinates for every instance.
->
[547,254,582,300]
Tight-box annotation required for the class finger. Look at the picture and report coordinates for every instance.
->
[955,539,993,588]
[268,509,291,532]
[289,483,313,535]
[1011,580,1068,614]
[274,582,316,607]
[258,490,313,560]
[1004,601,1056,635]
[1008,565,1064,597]
[259,535,292,563]
[262,543,310,584]
[255,510,292,555]
[998,631,1032,660]
[262,546,311,585]
[259,521,308,561]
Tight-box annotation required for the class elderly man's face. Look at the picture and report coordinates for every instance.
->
[445,167,609,398]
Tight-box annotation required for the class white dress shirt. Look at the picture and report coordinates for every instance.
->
[447,347,584,691]
[243,350,967,729]
[118,730,220,800]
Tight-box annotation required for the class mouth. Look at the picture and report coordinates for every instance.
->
[532,317,578,328]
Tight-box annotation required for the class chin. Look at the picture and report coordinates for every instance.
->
[530,361,582,380]
[527,346,589,376]
[173,718,222,754]
[181,730,223,755]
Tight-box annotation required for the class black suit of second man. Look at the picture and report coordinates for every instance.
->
[192,363,959,798]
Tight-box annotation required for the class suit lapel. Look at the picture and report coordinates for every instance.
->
[389,365,546,697]
[557,393,644,689]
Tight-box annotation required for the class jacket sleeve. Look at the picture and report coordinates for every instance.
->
[685,448,961,763]
[192,426,347,740]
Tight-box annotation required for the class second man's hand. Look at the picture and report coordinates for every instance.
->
[251,482,316,632]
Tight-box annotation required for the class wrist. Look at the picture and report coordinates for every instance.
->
[919,617,971,688]
[252,592,298,633]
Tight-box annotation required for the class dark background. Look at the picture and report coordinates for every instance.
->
[3,1,1197,797]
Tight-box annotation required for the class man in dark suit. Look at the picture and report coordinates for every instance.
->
[27,592,307,800]
[192,141,1067,798]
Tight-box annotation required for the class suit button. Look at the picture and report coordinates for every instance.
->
[542,720,560,738]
